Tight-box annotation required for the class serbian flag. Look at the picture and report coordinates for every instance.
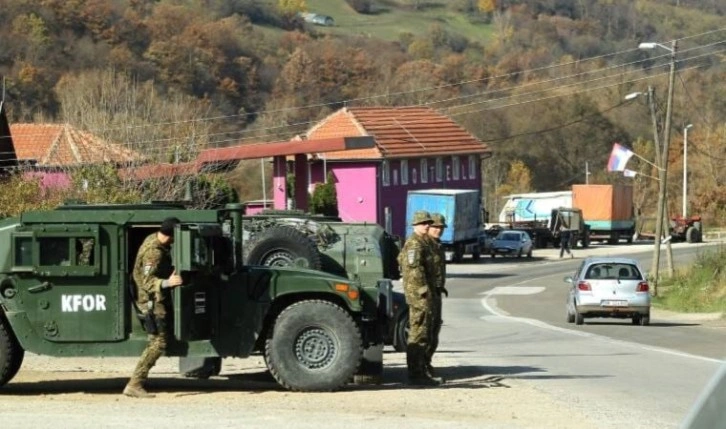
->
[607,143,634,172]
[623,169,637,178]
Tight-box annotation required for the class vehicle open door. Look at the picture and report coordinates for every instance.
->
[171,223,222,342]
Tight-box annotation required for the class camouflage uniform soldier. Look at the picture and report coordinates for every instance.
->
[397,210,443,386]
[425,213,449,376]
[123,217,183,398]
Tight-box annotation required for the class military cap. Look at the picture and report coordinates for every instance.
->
[430,213,447,228]
[159,217,180,236]
[410,210,433,225]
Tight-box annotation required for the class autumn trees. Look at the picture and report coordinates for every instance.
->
[1,0,725,224]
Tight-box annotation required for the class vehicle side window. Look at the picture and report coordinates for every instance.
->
[14,236,33,266]
[586,265,602,279]
[39,237,71,266]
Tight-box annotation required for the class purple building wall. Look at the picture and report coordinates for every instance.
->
[308,155,482,238]
[309,162,378,223]
[379,156,481,238]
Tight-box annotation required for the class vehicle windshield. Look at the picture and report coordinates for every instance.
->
[585,263,642,280]
[498,232,521,241]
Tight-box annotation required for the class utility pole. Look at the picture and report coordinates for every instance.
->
[640,40,677,296]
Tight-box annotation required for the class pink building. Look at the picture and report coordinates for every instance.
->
[292,107,492,238]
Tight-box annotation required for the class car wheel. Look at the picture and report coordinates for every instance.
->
[245,226,322,270]
[638,314,650,326]
[527,249,533,258]
[566,306,575,324]
[631,314,640,325]
[574,306,584,325]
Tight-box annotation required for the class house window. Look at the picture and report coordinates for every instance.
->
[435,157,443,182]
[420,159,428,183]
[412,168,418,184]
[400,160,409,185]
[382,160,390,186]
[393,169,399,186]
[468,155,477,179]
[452,156,460,180]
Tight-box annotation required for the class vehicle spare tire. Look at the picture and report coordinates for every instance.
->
[245,226,322,270]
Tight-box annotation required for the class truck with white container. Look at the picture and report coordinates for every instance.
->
[406,189,482,262]
[498,184,635,246]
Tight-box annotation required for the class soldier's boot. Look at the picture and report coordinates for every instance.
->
[408,374,445,386]
[123,379,155,398]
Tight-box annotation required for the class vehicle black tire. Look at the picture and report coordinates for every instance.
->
[607,232,620,245]
[582,233,590,248]
[265,300,362,391]
[686,226,702,244]
[472,249,481,261]
[574,306,585,325]
[566,307,575,324]
[638,315,650,326]
[527,249,533,258]
[246,226,322,270]
[393,309,409,353]
[0,316,24,387]
[517,249,523,258]
[631,314,640,325]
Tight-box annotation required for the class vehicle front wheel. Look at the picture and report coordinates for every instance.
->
[0,315,25,387]
[265,300,362,391]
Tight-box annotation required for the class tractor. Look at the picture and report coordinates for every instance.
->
[670,215,703,243]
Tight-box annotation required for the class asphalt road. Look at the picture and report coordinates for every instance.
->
[440,240,725,427]
[2,240,724,429]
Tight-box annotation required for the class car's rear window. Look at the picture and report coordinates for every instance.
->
[585,263,642,280]
[499,233,521,241]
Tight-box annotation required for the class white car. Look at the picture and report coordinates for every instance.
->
[490,230,533,258]
[565,257,651,326]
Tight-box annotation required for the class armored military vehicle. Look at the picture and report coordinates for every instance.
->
[239,210,409,353]
[0,202,395,391]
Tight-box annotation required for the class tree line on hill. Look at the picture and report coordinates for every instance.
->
[0,0,724,224]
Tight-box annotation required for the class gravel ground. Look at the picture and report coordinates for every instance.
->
[2,353,600,429]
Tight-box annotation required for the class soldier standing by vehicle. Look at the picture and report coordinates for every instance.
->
[425,213,449,377]
[397,210,443,386]
[124,217,184,398]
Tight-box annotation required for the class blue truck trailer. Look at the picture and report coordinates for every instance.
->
[406,189,482,262]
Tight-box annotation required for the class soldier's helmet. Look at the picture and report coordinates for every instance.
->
[411,210,433,225]
[431,213,447,228]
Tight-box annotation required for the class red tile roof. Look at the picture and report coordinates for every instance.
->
[9,124,141,166]
[306,107,491,160]
[196,136,375,164]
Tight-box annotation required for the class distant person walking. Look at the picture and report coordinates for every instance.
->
[559,225,573,259]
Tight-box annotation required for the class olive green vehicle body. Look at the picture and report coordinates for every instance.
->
[0,203,393,389]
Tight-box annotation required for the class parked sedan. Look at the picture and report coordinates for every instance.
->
[565,257,651,326]
[490,230,533,258]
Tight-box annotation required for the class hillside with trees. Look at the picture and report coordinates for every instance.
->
[1,0,725,225]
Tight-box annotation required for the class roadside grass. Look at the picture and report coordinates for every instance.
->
[653,244,726,315]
